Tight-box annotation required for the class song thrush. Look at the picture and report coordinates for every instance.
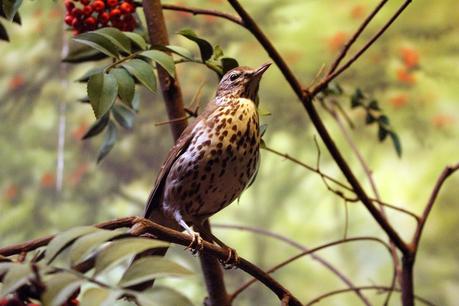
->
[144,63,271,260]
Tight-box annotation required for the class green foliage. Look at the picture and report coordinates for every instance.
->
[0,227,192,306]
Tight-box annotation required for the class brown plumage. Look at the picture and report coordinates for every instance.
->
[144,63,271,251]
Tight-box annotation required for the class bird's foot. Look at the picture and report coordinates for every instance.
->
[219,247,239,270]
[184,231,204,256]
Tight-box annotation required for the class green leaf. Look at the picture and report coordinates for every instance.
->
[178,28,213,62]
[74,32,120,58]
[121,59,156,92]
[80,287,121,306]
[212,44,224,60]
[94,238,168,275]
[112,104,135,129]
[140,50,176,77]
[389,131,402,157]
[378,125,388,141]
[2,0,22,21]
[88,72,118,119]
[124,31,147,50]
[368,99,380,110]
[69,228,127,266]
[0,263,32,296]
[45,227,99,264]
[42,273,82,306]
[365,113,376,124]
[97,122,117,163]
[220,57,239,75]
[378,115,390,126]
[119,256,192,288]
[77,66,105,83]
[259,124,268,138]
[82,114,110,140]
[131,91,140,112]
[136,287,194,306]
[325,83,343,96]
[351,88,364,108]
[95,27,132,54]
[165,45,194,60]
[110,68,135,107]
[63,42,107,63]
[0,22,9,42]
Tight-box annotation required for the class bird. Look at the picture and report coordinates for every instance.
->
[144,62,271,263]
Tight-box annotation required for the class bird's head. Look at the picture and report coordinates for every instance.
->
[215,63,271,103]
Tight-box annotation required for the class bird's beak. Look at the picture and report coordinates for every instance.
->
[253,62,272,77]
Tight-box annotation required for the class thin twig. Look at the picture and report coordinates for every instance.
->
[310,0,413,96]
[230,236,393,301]
[213,224,371,306]
[328,0,389,75]
[161,3,244,26]
[305,286,436,306]
[413,163,459,250]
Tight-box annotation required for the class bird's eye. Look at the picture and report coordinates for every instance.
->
[229,72,240,81]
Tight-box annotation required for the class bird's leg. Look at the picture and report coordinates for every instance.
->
[192,221,239,269]
[179,220,204,255]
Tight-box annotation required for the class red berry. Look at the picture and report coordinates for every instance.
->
[64,15,75,25]
[82,5,93,16]
[71,18,80,27]
[98,12,110,24]
[80,0,90,5]
[92,1,105,12]
[64,0,75,11]
[71,8,83,19]
[85,16,96,26]
[107,0,118,7]
[109,8,121,18]
[120,2,133,13]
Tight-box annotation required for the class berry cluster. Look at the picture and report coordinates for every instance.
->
[64,0,136,35]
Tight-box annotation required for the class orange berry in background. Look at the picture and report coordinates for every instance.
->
[71,122,89,140]
[4,184,18,201]
[40,172,56,188]
[350,4,365,20]
[327,32,347,52]
[389,94,408,108]
[400,47,420,69]
[8,74,26,91]
[432,114,455,128]
[396,67,416,85]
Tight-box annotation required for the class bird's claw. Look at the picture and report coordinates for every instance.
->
[220,247,239,269]
[184,232,204,256]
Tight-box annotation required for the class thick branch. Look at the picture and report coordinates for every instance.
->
[0,217,302,306]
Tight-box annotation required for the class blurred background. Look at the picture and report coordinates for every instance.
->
[0,0,458,305]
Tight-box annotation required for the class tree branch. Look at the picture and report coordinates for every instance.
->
[305,285,436,306]
[214,224,371,306]
[226,0,410,256]
[0,217,303,306]
[143,1,229,304]
[413,162,459,249]
[161,4,243,26]
[230,236,394,301]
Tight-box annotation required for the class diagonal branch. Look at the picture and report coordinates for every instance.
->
[214,224,372,306]
[226,0,410,255]
[412,162,459,250]
[328,0,389,75]
[229,236,394,301]
[161,4,243,26]
[305,285,436,306]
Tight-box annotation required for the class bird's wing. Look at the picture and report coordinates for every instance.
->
[144,102,218,220]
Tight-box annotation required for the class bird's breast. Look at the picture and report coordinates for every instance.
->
[164,98,260,220]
